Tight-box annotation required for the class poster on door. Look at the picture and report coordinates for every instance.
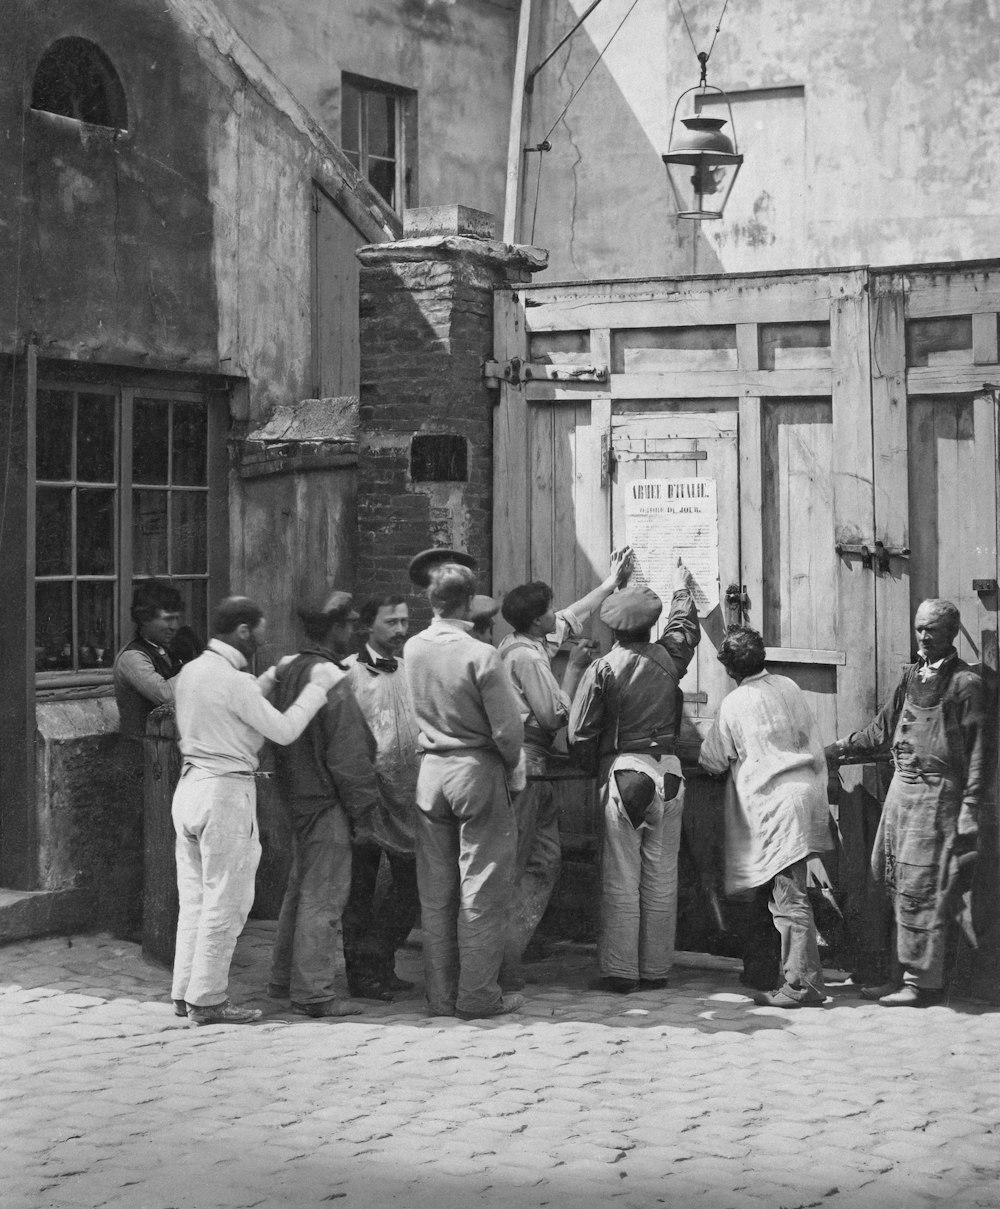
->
[624,478,720,623]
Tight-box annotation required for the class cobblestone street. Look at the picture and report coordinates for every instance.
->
[2,924,998,1209]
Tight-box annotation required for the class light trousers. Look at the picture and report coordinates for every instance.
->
[769,859,825,994]
[415,751,516,1017]
[599,772,684,981]
[270,803,352,1004]
[171,767,261,1008]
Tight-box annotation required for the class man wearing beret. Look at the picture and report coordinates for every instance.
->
[568,561,699,993]
[495,546,634,991]
[404,559,526,1019]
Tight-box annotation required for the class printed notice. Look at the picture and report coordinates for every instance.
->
[624,478,720,622]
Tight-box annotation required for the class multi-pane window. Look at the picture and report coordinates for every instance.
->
[34,384,219,680]
[341,76,414,213]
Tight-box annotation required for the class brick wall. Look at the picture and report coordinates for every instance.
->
[356,209,546,627]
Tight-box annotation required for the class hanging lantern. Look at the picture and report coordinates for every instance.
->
[662,54,743,220]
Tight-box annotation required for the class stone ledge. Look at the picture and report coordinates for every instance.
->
[357,236,548,275]
[0,888,94,945]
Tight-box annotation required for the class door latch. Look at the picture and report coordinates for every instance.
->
[725,583,751,628]
[835,541,910,573]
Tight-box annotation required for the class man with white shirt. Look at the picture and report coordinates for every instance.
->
[826,599,986,1007]
[171,596,343,1026]
[700,626,833,1008]
[495,547,633,989]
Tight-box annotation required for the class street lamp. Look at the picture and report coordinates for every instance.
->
[662,52,742,220]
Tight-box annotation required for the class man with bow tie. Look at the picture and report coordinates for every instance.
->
[341,595,423,1000]
[827,598,987,1007]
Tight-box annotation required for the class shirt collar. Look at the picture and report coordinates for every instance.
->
[430,616,474,634]
[207,637,247,670]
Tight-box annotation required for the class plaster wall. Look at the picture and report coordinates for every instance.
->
[525,0,1000,280]
[211,0,518,220]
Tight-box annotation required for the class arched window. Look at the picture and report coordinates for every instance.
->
[31,37,127,130]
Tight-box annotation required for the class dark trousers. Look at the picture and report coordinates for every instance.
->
[342,842,420,987]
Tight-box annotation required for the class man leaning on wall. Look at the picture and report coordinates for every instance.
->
[109,578,184,940]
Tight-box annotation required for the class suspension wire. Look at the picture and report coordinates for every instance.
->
[529,151,545,246]
[539,0,643,147]
[675,0,731,70]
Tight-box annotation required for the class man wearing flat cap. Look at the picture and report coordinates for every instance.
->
[268,591,381,1018]
[568,561,700,994]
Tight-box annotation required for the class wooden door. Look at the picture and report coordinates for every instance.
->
[609,401,738,756]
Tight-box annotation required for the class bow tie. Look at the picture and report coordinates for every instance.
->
[359,649,398,673]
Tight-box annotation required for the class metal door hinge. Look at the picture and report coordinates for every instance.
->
[483,357,609,387]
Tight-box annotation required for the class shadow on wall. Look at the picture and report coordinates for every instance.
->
[519,2,720,281]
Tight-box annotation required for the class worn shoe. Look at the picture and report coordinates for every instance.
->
[878,985,945,1007]
[456,993,525,1020]
[753,985,826,1008]
[291,998,363,1018]
[384,973,415,992]
[859,980,901,1001]
[589,976,640,995]
[172,999,188,1017]
[639,978,670,991]
[188,999,262,1026]
[348,978,395,1002]
[267,983,290,1000]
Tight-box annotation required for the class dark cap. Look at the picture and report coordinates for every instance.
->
[470,594,501,624]
[600,585,662,631]
[408,547,478,587]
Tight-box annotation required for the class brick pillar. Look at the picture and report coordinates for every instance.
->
[356,206,547,624]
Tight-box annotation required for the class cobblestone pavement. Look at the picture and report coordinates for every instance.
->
[2,923,998,1209]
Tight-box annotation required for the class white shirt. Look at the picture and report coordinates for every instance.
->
[699,670,833,892]
[174,639,329,775]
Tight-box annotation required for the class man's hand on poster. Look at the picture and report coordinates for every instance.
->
[609,545,634,588]
[673,558,693,594]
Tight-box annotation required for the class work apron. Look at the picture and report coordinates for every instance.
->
[871,693,961,971]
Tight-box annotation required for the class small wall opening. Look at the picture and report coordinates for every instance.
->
[31,37,128,130]
[410,434,467,482]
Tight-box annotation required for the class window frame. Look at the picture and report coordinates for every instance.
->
[341,73,417,215]
[31,374,229,692]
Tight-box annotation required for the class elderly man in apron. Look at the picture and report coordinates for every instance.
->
[827,598,987,1006]
[568,566,700,994]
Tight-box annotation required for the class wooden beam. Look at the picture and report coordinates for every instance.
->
[492,289,530,598]
[503,0,533,244]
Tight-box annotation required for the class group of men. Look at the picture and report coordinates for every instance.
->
[113,550,987,1024]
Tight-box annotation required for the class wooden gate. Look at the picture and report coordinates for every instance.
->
[492,261,999,982]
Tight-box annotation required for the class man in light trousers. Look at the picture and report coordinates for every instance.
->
[568,567,699,993]
[171,596,342,1026]
[404,556,526,1020]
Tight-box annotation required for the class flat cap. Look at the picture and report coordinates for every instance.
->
[600,585,662,631]
[408,546,477,587]
[470,594,501,623]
